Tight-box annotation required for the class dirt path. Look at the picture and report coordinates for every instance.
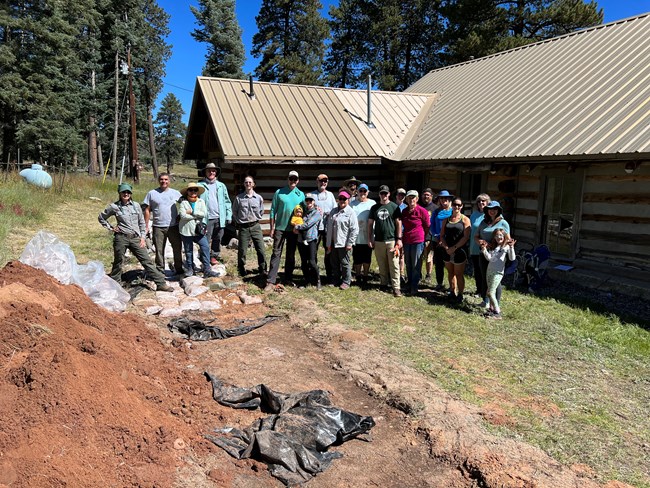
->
[0,260,631,487]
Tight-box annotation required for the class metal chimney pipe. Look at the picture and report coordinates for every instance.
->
[366,75,374,128]
[249,75,255,100]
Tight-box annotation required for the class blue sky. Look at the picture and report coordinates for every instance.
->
[155,0,650,123]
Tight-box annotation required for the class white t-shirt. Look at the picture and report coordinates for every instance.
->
[351,199,376,245]
[143,188,181,227]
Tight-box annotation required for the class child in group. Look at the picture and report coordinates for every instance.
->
[480,228,516,319]
[290,204,304,226]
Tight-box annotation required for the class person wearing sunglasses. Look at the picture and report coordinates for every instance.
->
[430,190,453,292]
[326,190,359,290]
[179,183,219,278]
[98,183,172,291]
[311,174,336,284]
[265,170,305,291]
[440,198,471,302]
[350,183,375,287]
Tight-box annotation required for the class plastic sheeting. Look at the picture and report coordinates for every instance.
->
[19,163,53,189]
[204,373,375,486]
[168,315,280,341]
[19,231,131,312]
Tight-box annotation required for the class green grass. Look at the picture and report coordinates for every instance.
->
[267,280,650,488]
[2,172,648,487]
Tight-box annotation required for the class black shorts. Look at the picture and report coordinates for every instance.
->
[442,247,468,265]
[353,244,372,265]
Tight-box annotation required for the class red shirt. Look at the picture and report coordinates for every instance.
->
[401,205,430,244]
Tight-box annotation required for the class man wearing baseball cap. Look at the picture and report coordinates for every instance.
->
[265,170,305,291]
[368,185,403,296]
[312,173,336,283]
[198,162,232,265]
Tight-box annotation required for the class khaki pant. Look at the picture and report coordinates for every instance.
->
[374,240,400,290]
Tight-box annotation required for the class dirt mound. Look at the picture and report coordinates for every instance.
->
[0,261,217,487]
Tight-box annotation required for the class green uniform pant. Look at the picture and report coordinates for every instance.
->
[110,233,166,285]
[237,222,267,275]
[152,225,184,274]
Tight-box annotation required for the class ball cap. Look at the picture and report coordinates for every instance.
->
[288,170,299,178]
[304,193,316,201]
[396,188,406,195]
[117,183,132,193]
[406,190,419,198]
[379,185,390,193]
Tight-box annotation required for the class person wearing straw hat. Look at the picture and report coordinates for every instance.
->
[343,176,362,201]
[179,183,219,278]
[198,162,232,266]
[98,183,172,291]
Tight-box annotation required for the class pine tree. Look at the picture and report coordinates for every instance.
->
[324,0,368,88]
[155,93,186,174]
[191,0,245,79]
[252,0,329,85]
[443,0,603,65]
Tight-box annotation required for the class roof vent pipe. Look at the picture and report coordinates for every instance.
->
[249,75,256,100]
[366,75,375,129]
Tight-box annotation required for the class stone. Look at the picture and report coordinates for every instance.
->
[180,275,204,288]
[159,307,183,318]
[186,284,209,297]
[239,294,263,305]
[179,298,201,311]
[145,305,163,315]
[132,298,158,308]
[200,300,221,311]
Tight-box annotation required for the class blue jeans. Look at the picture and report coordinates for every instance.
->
[181,235,211,274]
[403,242,424,293]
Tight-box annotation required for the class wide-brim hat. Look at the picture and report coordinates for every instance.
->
[203,162,221,177]
[344,176,362,187]
[437,190,452,199]
[181,183,205,197]
[484,200,502,216]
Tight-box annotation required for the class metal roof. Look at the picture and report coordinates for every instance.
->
[401,14,650,162]
[192,77,432,162]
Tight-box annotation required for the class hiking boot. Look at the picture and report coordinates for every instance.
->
[264,283,275,292]
[156,284,173,292]
[393,288,402,297]
[434,283,445,292]
[425,273,431,283]
[204,270,219,278]
[489,312,502,320]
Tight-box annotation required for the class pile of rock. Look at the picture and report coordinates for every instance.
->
[130,264,262,317]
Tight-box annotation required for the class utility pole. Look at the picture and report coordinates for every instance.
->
[127,43,140,183]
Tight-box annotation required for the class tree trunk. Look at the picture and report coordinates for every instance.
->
[112,50,119,178]
[88,115,98,175]
[98,143,104,176]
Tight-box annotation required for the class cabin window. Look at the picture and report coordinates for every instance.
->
[541,173,582,258]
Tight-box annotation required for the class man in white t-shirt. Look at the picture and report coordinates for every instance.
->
[312,173,336,284]
[143,173,183,275]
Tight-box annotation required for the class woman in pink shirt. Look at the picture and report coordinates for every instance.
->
[401,190,430,295]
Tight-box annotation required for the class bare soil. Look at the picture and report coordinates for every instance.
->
[0,262,633,487]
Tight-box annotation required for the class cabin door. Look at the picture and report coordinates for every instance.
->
[541,172,582,258]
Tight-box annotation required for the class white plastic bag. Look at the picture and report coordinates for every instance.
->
[20,231,131,312]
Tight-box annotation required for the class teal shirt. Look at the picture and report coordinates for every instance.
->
[270,186,305,231]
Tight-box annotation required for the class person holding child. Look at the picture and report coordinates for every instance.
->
[293,194,322,288]
[480,229,516,319]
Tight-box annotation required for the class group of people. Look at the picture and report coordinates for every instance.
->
[98,166,517,318]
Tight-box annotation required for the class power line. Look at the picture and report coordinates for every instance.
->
[161,81,194,93]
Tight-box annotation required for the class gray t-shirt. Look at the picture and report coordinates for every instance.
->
[143,188,181,227]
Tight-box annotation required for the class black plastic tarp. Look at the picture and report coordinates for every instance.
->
[167,315,280,341]
[204,373,375,486]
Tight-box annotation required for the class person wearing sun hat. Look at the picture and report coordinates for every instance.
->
[326,190,359,290]
[430,190,453,291]
[343,176,362,201]
[98,183,172,291]
[179,183,219,278]
[198,162,232,266]
[475,200,511,308]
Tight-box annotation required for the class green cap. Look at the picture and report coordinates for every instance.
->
[117,183,132,193]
